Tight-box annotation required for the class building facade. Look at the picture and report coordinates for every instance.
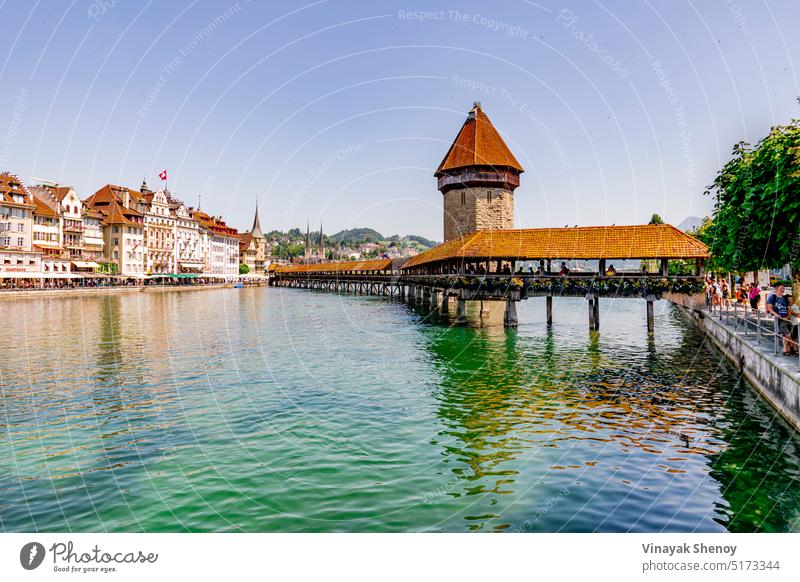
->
[192,210,239,277]
[435,102,524,242]
[238,203,268,274]
[173,201,204,273]
[81,207,106,263]
[31,197,69,275]
[135,183,176,275]
[0,173,40,275]
[85,184,146,277]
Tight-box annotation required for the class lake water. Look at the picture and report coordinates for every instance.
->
[1,287,799,532]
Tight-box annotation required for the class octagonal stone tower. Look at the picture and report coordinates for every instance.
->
[435,102,524,242]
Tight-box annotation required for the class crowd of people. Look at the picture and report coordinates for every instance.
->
[706,276,798,356]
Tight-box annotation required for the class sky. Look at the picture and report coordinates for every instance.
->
[0,0,798,241]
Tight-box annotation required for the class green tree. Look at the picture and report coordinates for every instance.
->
[239,263,250,275]
[705,121,800,295]
[648,213,664,225]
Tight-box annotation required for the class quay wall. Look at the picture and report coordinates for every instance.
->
[667,293,800,432]
[0,283,261,300]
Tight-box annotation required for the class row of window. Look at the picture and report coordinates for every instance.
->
[0,222,26,232]
[2,257,36,266]
[111,226,143,235]
[0,207,29,218]
[0,236,26,247]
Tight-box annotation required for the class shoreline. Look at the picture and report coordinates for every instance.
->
[0,282,267,299]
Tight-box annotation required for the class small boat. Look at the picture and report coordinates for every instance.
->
[234,283,244,288]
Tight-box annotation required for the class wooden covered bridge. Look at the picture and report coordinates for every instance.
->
[269,223,709,330]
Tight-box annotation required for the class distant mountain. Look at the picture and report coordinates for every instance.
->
[327,228,439,249]
[329,227,384,244]
[677,216,704,233]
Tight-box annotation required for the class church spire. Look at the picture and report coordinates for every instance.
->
[319,221,324,260]
[304,219,311,261]
[251,198,263,238]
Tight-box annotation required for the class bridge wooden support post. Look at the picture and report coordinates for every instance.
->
[455,296,467,324]
[593,296,600,331]
[587,294,597,331]
[646,294,656,334]
[441,292,450,312]
[503,298,519,328]
[407,285,415,302]
[422,287,431,306]
[430,289,440,307]
[546,294,553,326]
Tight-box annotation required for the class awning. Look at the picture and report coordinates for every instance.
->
[72,261,100,269]
[34,242,62,250]
[179,261,205,267]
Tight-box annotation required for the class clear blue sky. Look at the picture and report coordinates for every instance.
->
[1,0,798,240]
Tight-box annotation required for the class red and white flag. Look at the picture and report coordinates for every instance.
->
[159,169,167,181]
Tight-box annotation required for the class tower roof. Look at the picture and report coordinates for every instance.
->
[251,202,263,238]
[435,103,524,176]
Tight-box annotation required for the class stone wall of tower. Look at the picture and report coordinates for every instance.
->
[442,186,514,241]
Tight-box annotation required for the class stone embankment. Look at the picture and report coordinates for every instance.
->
[668,292,800,431]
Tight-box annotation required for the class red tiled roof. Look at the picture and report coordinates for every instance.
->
[192,210,238,236]
[239,232,254,251]
[401,224,709,269]
[84,185,144,226]
[32,197,58,217]
[52,186,72,202]
[0,172,35,207]
[84,184,144,217]
[435,104,524,176]
[276,259,393,273]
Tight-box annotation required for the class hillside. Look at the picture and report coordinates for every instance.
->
[329,228,384,244]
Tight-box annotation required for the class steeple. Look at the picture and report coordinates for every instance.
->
[319,221,324,260]
[251,198,263,238]
[304,220,311,261]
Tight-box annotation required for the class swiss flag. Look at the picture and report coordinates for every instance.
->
[159,170,167,181]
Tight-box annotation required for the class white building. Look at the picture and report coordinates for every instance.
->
[133,183,176,275]
[31,197,69,275]
[192,210,239,278]
[172,201,204,273]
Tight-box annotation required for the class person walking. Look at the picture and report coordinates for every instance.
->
[749,282,761,312]
[766,284,793,355]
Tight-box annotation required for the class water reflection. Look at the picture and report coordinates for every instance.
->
[418,299,800,531]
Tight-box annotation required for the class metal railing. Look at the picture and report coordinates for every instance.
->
[707,298,799,366]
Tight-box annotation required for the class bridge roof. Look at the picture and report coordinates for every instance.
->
[401,224,709,269]
[275,259,393,273]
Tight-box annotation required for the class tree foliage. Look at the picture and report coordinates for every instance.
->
[239,263,250,275]
[648,213,664,225]
[705,121,800,290]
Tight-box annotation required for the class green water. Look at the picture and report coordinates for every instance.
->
[1,288,799,532]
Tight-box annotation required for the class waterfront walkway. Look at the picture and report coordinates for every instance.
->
[706,302,800,372]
